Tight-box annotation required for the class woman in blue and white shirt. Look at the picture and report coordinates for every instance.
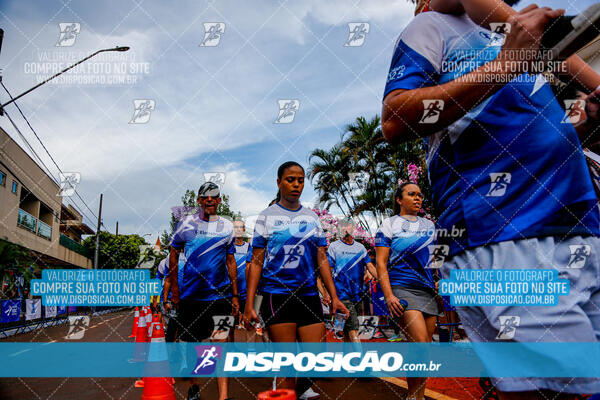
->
[375,182,440,400]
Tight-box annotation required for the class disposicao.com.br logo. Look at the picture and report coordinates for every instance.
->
[223,351,441,373]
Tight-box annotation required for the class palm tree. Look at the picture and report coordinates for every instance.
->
[308,145,370,227]
[342,116,391,224]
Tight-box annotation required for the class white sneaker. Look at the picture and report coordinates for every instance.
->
[299,387,320,400]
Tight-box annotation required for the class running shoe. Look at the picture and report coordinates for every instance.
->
[373,330,384,339]
[387,334,403,342]
[187,384,201,400]
[542,4,600,61]
[299,387,321,400]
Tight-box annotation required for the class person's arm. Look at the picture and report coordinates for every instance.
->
[162,247,180,311]
[226,253,239,315]
[365,262,378,280]
[383,6,564,144]
[316,277,331,304]
[375,246,403,317]
[243,247,265,327]
[317,247,349,317]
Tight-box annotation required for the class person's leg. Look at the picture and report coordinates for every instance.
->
[342,300,359,342]
[268,323,298,390]
[297,322,326,395]
[400,310,431,400]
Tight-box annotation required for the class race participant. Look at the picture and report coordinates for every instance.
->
[375,182,440,400]
[243,161,349,396]
[382,3,600,398]
[162,181,238,400]
[326,218,377,342]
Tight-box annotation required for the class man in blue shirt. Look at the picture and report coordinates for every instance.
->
[163,182,238,400]
[326,219,377,342]
[381,4,600,398]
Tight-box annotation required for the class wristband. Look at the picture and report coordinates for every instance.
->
[231,294,241,299]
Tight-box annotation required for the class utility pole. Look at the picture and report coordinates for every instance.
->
[115,221,118,237]
[93,193,103,269]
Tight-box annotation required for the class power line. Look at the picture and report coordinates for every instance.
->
[0,82,105,231]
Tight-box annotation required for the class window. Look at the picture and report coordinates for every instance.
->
[0,170,5,186]
[11,180,17,194]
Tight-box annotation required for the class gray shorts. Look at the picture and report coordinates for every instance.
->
[341,299,363,333]
[391,286,441,317]
[441,235,600,393]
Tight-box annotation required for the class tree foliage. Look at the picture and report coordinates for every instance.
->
[0,239,34,298]
[82,232,149,269]
[308,115,434,234]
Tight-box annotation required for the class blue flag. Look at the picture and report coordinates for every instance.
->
[1,300,21,323]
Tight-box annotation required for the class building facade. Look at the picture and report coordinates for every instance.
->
[0,127,93,269]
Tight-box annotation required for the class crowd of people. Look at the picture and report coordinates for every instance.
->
[156,0,600,399]
[156,162,455,400]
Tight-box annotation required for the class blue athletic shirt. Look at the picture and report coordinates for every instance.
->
[251,203,327,296]
[234,242,250,300]
[375,215,436,290]
[327,239,372,302]
[383,12,600,256]
[170,214,235,301]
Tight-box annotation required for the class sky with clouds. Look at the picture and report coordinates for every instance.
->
[0,0,595,240]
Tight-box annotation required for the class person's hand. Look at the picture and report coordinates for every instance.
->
[321,292,332,306]
[385,295,405,318]
[331,298,349,318]
[243,306,260,330]
[231,297,240,316]
[499,5,564,75]
[164,295,179,313]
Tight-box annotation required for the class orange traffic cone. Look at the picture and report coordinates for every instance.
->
[148,313,161,338]
[129,309,149,362]
[141,322,175,400]
[130,307,140,338]
[258,389,296,399]
[145,307,153,325]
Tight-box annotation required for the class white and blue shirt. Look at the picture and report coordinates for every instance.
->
[375,215,436,290]
[327,239,372,302]
[251,203,327,296]
[170,214,235,301]
[383,12,600,256]
[234,242,250,300]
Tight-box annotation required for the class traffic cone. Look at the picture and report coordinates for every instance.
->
[148,313,161,338]
[145,307,152,325]
[141,322,175,400]
[129,308,149,362]
[258,389,296,399]
[129,307,140,338]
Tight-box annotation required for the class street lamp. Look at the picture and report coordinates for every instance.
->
[0,46,130,113]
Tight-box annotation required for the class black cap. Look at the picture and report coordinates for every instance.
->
[198,182,221,198]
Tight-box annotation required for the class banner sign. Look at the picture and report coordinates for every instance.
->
[44,306,57,318]
[25,299,41,320]
[30,269,159,306]
[0,343,599,380]
[0,300,21,323]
